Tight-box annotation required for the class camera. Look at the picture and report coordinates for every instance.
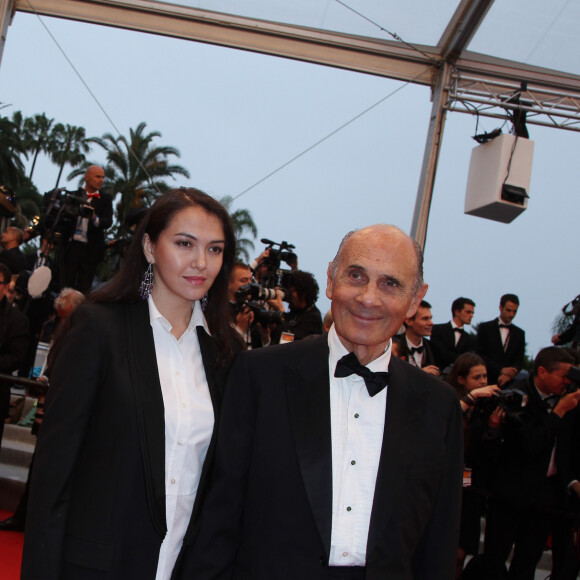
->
[255,238,296,294]
[478,388,528,415]
[36,188,91,240]
[234,283,285,326]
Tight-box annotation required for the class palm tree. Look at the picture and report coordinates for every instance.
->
[0,113,27,189]
[219,195,258,262]
[51,123,90,188]
[22,113,54,180]
[70,122,190,236]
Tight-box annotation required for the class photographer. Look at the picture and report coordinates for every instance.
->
[480,346,580,579]
[273,270,322,343]
[42,165,113,294]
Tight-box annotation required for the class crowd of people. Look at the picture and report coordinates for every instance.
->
[0,184,578,579]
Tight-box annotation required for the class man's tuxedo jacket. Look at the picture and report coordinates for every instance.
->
[476,319,525,384]
[430,322,477,370]
[22,300,232,580]
[396,335,438,370]
[179,334,463,580]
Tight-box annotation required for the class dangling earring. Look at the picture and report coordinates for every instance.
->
[139,263,153,299]
[201,292,209,311]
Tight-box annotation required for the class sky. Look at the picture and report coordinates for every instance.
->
[1,2,579,360]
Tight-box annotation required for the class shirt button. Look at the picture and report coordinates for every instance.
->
[354,413,359,418]
[177,441,183,446]
[351,460,356,465]
[170,478,176,484]
[346,506,352,512]
[342,552,349,558]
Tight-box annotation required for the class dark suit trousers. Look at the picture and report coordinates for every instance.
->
[483,477,566,580]
[63,240,99,294]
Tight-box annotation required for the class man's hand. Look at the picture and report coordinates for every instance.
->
[498,367,518,386]
[236,308,254,334]
[266,289,285,312]
[487,407,505,429]
[553,390,580,418]
[422,365,440,376]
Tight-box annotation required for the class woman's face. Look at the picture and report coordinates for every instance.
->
[143,205,225,309]
[459,364,488,391]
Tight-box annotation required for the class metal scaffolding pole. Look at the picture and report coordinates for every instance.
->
[410,64,450,249]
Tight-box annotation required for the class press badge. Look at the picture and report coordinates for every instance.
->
[280,332,295,344]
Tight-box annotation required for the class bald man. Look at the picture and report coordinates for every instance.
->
[61,165,113,293]
[176,225,463,580]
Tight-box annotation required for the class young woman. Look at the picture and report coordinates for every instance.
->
[22,188,242,580]
[446,353,501,578]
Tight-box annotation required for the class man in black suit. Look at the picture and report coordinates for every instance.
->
[178,224,463,580]
[395,299,440,376]
[0,226,27,275]
[477,293,526,386]
[60,165,113,293]
[0,263,29,447]
[481,347,580,579]
[430,297,477,372]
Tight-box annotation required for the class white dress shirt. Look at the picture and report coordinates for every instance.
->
[451,321,464,346]
[328,325,390,566]
[149,297,214,580]
[405,336,424,368]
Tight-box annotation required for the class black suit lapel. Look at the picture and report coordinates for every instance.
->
[367,357,428,559]
[125,300,167,535]
[285,335,333,554]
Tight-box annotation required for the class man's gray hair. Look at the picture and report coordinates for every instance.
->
[328,226,425,296]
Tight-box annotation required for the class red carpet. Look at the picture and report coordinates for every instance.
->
[0,510,23,580]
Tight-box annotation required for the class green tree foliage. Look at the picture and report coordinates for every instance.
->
[51,123,91,188]
[0,112,26,190]
[71,122,190,237]
[22,113,55,181]
[219,195,258,262]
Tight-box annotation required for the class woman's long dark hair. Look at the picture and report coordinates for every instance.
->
[89,187,242,361]
[445,352,487,399]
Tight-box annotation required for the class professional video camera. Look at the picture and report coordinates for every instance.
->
[35,188,94,241]
[255,238,296,292]
[234,283,285,326]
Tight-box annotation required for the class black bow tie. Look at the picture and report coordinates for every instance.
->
[498,324,511,329]
[334,352,389,397]
[454,327,464,334]
[410,346,424,355]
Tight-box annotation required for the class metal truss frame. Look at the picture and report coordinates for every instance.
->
[447,69,580,133]
[2,0,580,246]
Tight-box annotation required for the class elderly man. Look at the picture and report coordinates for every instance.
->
[176,224,463,580]
[58,165,113,293]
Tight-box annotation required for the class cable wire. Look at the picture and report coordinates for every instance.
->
[233,67,430,201]
[333,0,438,64]
[23,0,162,194]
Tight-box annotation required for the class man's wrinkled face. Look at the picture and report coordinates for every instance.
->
[327,226,427,363]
